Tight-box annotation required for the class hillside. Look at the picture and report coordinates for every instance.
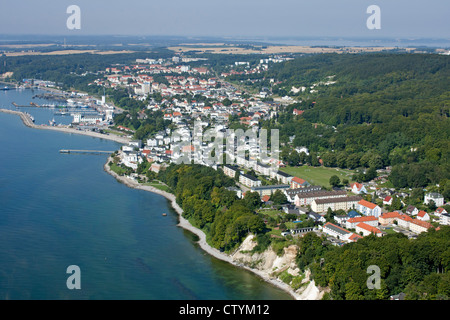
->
[259,53,450,192]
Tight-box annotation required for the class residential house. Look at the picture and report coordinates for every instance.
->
[334,215,349,225]
[417,210,430,222]
[282,204,301,215]
[435,207,447,217]
[121,152,141,170]
[129,140,143,149]
[405,205,419,216]
[290,177,310,189]
[150,162,167,173]
[357,199,381,218]
[440,213,450,226]
[383,196,393,206]
[347,210,361,218]
[424,192,445,207]
[309,212,326,223]
[350,182,367,194]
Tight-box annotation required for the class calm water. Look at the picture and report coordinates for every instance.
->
[0,88,292,300]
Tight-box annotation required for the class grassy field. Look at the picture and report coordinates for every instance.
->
[109,163,127,176]
[280,166,355,188]
[144,180,171,192]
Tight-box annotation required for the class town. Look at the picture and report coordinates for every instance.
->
[23,52,446,247]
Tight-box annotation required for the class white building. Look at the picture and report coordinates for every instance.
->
[346,216,379,229]
[350,182,367,195]
[121,152,141,170]
[322,222,354,242]
[409,219,433,234]
[72,113,104,124]
[356,199,382,218]
[239,173,262,188]
[440,213,450,226]
[355,222,383,237]
[312,196,361,213]
[424,192,444,207]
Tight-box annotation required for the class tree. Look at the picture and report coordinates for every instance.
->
[329,175,341,188]
[271,190,288,205]
[390,195,403,210]
[288,150,300,166]
[244,191,262,211]
[234,170,240,182]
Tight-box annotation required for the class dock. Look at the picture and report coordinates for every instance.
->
[60,149,115,154]
[12,102,41,108]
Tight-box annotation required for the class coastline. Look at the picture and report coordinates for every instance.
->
[1,107,320,300]
[103,156,320,300]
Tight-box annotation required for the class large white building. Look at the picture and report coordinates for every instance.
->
[294,190,347,207]
[239,173,262,188]
[311,196,361,213]
[424,192,444,207]
[322,222,361,243]
[355,222,383,237]
[346,216,378,229]
[73,113,104,124]
[356,199,382,218]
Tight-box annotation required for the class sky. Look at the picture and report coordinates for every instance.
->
[0,0,449,39]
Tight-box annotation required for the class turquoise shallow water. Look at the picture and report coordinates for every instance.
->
[0,88,292,300]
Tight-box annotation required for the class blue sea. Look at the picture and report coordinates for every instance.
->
[0,88,292,300]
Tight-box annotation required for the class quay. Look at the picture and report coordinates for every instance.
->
[60,149,115,154]
[12,102,41,108]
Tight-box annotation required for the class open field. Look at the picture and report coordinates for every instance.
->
[280,165,354,188]
[144,180,171,192]
[168,44,409,55]
[2,49,135,57]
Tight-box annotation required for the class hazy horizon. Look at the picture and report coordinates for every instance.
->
[0,1,449,40]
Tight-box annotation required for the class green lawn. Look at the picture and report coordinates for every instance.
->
[144,180,171,192]
[280,165,355,188]
[110,163,127,175]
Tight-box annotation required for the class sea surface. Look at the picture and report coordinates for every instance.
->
[0,88,292,300]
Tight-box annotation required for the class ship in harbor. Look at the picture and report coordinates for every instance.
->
[1,86,10,91]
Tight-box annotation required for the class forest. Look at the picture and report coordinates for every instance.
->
[157,163,266,251]
[156,162,450,300]
[258,53,450,194]
[297,227,450,300]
